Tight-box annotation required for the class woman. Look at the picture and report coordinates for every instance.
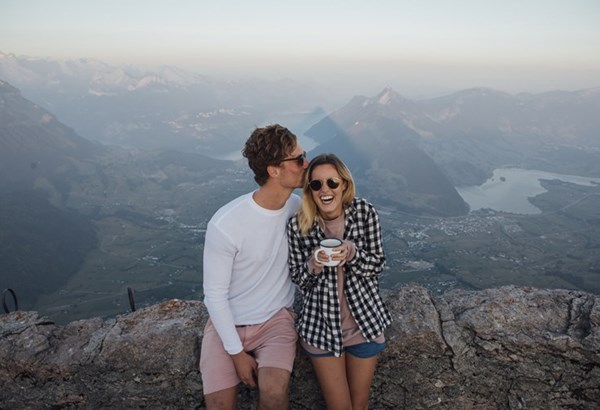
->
[287,153,391,410]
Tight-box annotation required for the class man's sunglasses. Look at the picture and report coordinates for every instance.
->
[309,178,341,191]
[281,151,307,166]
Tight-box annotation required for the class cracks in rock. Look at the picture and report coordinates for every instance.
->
[446,299,487,321]
[2,287,597,409]
[0,326,29,338]
[430,294,459,373]
[566,295,594,340]
[505,378,523,409]
[87,319,117,365]
[0,317,54,339]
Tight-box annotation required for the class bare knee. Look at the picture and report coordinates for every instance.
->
[351,398,369,410]
[349,385,371,410]
[259,385,288,409]
[258,368,290,410]
[204,386,237,410]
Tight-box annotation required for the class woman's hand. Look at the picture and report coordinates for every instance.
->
[331,243,350,266]
[313,243,350,266]
[313,248,328,266]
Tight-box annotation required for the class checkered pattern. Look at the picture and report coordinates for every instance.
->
[287,197,392,357]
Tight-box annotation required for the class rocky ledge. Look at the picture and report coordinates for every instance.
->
[1,285,598,409]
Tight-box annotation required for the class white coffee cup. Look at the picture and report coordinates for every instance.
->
[314,238,343,267]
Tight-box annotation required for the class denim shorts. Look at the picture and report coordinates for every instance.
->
[303,341,385,359]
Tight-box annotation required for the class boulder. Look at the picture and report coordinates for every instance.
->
[1,285,598,409]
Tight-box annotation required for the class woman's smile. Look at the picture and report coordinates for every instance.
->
[310,164,345,220]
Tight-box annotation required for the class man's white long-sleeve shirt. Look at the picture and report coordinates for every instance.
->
[203,191,300,354]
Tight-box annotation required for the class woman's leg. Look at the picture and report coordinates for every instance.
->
[310,355,353,410]
[345,354,378,410]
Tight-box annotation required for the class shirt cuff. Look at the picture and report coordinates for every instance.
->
[308,255,324,275]
[227,346,244,355]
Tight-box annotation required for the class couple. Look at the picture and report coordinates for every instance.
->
[200,124,391,409]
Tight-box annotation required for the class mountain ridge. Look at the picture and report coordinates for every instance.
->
[308,85,600,186]
[0,51,335,154]
[0,79,245,316]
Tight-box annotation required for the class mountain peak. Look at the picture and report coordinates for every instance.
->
[376,87,404,105]
[0,51,13,59]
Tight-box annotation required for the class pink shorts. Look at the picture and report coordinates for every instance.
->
[199,307,297,395]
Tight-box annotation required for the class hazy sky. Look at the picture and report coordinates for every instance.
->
[1,0,599,97]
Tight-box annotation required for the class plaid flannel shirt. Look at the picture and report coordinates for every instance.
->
[287,197,392,357]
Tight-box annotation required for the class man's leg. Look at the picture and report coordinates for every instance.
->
[249,308,298,410]
[257,367,291,410]
[200,320,243,409]
[204,386,237,410]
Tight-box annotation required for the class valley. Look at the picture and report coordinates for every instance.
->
[30,174,600,324]
[1,69,599,325]
[28,153,256,324]
[380,179,600,295]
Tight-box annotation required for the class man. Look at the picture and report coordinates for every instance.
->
[200,124,308,409]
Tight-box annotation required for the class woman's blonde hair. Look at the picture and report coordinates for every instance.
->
[297,153,356,235]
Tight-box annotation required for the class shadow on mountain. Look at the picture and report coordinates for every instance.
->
[0,190,97,309]
[0,79,241,316]
[309,109,469,216]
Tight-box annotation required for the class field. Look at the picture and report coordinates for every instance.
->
[32,215,203,323]
[31,153,254,324]
[380,179,600,295]
[30,176,600,324]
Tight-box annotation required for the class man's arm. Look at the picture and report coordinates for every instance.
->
[203,224,244,353]
[203,223,259,385]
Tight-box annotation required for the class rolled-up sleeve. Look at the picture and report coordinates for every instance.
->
[344,204,385,278]
[287,218,319,291]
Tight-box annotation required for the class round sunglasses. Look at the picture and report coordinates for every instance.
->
[309,178,341,191]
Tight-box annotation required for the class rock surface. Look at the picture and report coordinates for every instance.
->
[1,285,598,409]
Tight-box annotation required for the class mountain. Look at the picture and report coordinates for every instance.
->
[0,191,97,307]
[0,52,333,156]
[308,87,600,186]
[0,80,245,315]
[0,80,103,306]
[416,87,600,147]
[308,88,469,216]
[0,80,103,194]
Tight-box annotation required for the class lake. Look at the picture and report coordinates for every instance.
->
[457,168,600,214]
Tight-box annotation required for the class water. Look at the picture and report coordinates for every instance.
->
[457,168,600,214]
